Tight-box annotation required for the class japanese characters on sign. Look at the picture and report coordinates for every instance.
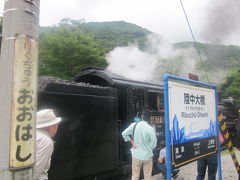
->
[149,114,165,147]
[168,81,218,168]
[184,93,205,105]
[10,34,38,168]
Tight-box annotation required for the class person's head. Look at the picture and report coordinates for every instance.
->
[160,140,166,148]
[141,109,151,122]
[37,109,61,137]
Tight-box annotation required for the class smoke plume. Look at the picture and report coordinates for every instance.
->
[106,34,205,83]
[201,0,240,44]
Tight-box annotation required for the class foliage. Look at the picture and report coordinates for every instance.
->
[39,19,152,79]
[58,19,151,51]
[39,26,107,79]
[175,42,240,71]
[220,70,240,103]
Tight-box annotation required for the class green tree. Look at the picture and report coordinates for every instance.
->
[220,70,240,102]
[39,26,107,79]
[58,19,151,51]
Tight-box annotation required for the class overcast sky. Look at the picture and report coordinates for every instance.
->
[1,0,240,45]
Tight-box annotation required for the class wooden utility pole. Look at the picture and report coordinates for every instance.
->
[0,0,40,179]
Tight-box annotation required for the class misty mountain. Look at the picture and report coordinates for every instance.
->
[73,20,151,51]
[38,20,240,84]
[175,42,240,72]
[41,19,152,52]
[52,20,240,74]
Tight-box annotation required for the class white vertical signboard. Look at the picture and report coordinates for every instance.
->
[10,34,38,168]
[168,80,218,167]
[164,75,222,180]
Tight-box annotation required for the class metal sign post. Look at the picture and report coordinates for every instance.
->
[218,114,240,179]
[0,0,39,179]
[163,74,222,180]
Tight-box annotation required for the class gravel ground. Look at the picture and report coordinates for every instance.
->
[152,149,240,180]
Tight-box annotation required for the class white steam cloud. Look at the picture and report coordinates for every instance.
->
[106,34,204,82]
[106,46,157,82]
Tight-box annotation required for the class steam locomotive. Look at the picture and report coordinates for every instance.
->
[38,67,165,180]
[38,67,240,180]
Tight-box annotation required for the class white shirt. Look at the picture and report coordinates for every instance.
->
[159,147,166,159]
[122,121,157,160]
[36,130,54,180]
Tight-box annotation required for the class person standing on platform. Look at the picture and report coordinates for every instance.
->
[36,109,61,180]
[196,154,218,180]
[122,109,157,180]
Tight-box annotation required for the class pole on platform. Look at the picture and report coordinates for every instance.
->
[219,114,240,179]
[0,0,40,179]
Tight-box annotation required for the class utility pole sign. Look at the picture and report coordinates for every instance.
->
[10,33,38,168]
[163,75,222,180]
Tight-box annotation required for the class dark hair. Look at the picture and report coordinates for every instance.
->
[142,109,151,121]
[136,112,142,118]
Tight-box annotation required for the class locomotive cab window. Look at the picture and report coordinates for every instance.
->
[147,92,164,112]
[132,88,144,115]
